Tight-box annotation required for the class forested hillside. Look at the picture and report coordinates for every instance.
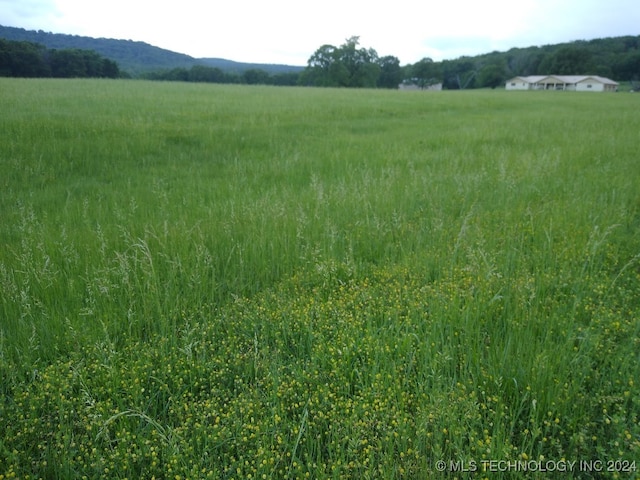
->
[0,25,303,76]
[0,25,200,74]
[436,35,640,89]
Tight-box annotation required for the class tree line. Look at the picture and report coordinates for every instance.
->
[2,33,639,88]
[140,65,300,86]
[440,35,640,89]
[141,37,404,88]
[299,35,640,89]
[0,39,120,78]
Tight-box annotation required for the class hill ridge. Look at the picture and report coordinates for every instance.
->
[0,25,304,75]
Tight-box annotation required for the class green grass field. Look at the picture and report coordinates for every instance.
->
[1,79,639,479]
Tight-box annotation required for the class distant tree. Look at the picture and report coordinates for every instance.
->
[477,56,507,88]
[477,63,505,88]
[376,55,402,88]
[271,72,300,86]
[0,39,50,77]
[441,58,477,89]
[301,44,345,86]
[189,65,227,83]
[505,48,542,76]
[301,37,380,88]
[538,46,595,74]
[410,57,442,88]
[51,49,88,77]
[165,67,189,81]
[82,50,104,76]
[243,68,270,85]
[613,52,640,81]
[101,58,120,78]
[340,36,380,87]
[0,41,9,76]
[142,65,242,83]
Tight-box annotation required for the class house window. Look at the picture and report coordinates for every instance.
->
[511,83,516,86]
[587,84,592,88]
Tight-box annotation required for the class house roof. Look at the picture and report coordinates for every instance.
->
[508,75,618,85]
[579,75,619,85]
[511,75,547,83]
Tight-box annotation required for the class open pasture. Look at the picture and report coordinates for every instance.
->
[0,79,639,478]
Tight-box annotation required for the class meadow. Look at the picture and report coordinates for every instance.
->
[0,78,638,479]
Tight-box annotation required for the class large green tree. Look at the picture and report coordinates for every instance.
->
[410,57,442,88]
[376,55,402,88]
[339,36,380,87]
[301,44,345,86]
[301,37,381,88]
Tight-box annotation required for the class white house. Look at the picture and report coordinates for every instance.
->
[505,75,618,92]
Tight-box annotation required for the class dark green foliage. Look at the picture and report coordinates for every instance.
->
[140,64,298,85]
[49,48,119,78]
[270,71,300,86]
[377,55,403,88]
[0,27,303,84]
[613,51,640,81]
[441,57,477,89]
[477,55,508,89]
[409,57,442,88]
[197,57,303,74]
[0,39,50,76]
[188,64,226,83]
[0,38,119,78]
[0,25,305,77]
[242,68,270,85]
[0,25,197,74]
[424,35,640,88]
[301,37,382,88]
[300,34,640,89]
[537,45,596,75]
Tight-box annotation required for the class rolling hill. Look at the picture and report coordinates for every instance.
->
[0,25,304,75]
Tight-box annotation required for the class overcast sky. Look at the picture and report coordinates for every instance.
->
[1,0,638,65]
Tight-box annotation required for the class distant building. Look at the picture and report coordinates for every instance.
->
[398,82,442,91]
[505,75,618,92]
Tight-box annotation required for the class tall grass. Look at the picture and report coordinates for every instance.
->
[1,79,639,478]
